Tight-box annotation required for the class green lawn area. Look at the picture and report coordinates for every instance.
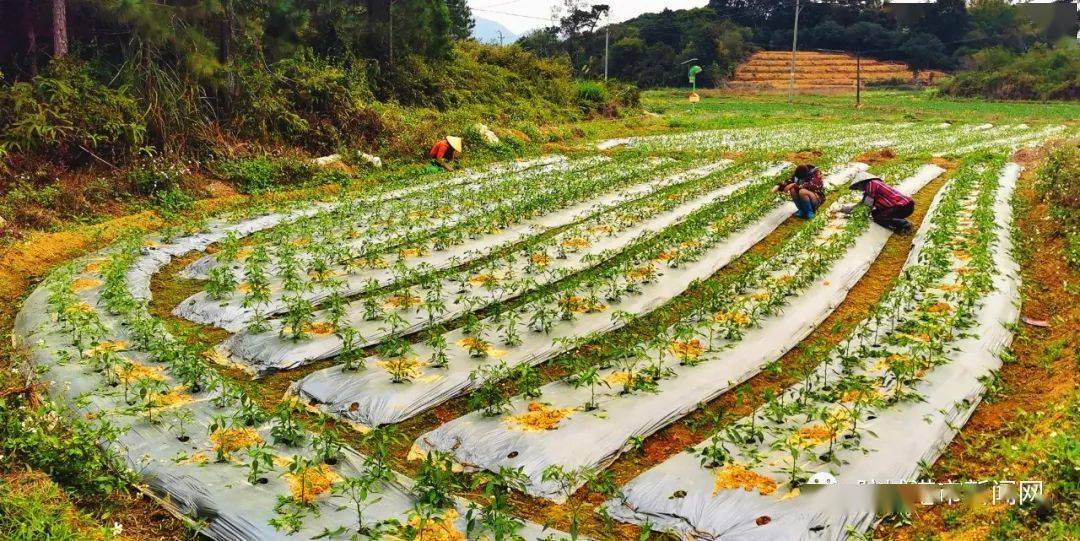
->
[638,89,1080,128]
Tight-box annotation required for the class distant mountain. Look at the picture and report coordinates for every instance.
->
[472,17,519,44]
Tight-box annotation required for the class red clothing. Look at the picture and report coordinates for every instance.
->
[798,169,825,198]
[863,179,912,209]
[780,166,825,198]
[428,140,455,160]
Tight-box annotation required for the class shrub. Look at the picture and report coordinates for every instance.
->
[574,80,610,113]
[0,397,134,497]
[1036,141,1080,268]
[0,471,111,540]
[574,79,640,117]
[216,156,318,194]
[0,60,146,165]
[312,168,353,188]
[230,50,383,152]
[943,42,1080,101]
[127,160,188,195]
[152,188,194,216]
[216,157,278,194]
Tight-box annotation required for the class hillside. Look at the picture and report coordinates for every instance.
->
[473,17,519,44]
[729,51,942,92]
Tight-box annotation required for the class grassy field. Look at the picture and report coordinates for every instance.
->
[0,89,1076,541]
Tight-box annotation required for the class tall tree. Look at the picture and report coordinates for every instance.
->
[446,0,474,41]
[23,0,39,73]
[51,0,67,57]
[366,0,392,62]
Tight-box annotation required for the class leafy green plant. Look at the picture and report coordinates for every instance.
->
[469,362,513,416]
[246,443,274,485]
[466,466,528,541]
[270,402,306,447]
[0,59,146,164]
[411,451,463,510]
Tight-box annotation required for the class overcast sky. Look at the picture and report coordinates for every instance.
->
[468,0,711,35]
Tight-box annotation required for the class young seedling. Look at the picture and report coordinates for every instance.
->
[247,443,274,485]
[411,451,463,510]
[168,408,195,442]
[426,328,450,369]
[312,430,344,465]
[468,363,513,416]
[270,401,306,447]
[338,327,366,372]
[466,466,528,541]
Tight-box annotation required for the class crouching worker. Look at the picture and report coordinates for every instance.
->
[775,164,825,219]
[842,172,915,233]
[428,136,463,171]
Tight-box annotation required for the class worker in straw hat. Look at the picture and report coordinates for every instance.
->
[840,171,915,233]
[775,164,826,219]
[428,136,463,171]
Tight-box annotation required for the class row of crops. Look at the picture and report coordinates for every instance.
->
[12,120,1059,540]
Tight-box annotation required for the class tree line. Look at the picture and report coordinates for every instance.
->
[518,0,1053,88]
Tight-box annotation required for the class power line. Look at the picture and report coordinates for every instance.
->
[475,0,529,8]
[471,7,558,22]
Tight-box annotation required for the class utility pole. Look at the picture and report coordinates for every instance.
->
[604,26,609,80]
[855,50,862,108]
[788,0,800,103]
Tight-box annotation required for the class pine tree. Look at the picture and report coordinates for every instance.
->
[446,0,474,41]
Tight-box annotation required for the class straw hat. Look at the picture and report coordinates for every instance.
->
[849,171,879,190]
[446,136,463,152]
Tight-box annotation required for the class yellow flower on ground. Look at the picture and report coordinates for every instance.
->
[712,464,778,496]
[530,252,551,267]
[71,277,102,292]
[468,273,500,287]
[655,248,679,261]
[209,427,264,459]
[626,265,656,282]
[65,302,96,315]
[786,424,835,448]
[604,371,634,387]
[148,387,193,410]
[302,321,337,335]
[839,388,882,404]
[713,311,750,326]
[385,294,424,309]
[558,296,608,314]
[375,357,428,379]
[284,464,340,504]
[352,256,388,269]
[670,339,705,361]
[926,302,952,314]
[85,340,127,356]
[308,269,340,280]
[505,402,576,432]
[114,362,165,384]
[404,508,466,541]
[560,237,590,250]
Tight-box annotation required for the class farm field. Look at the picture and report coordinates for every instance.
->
[4,91,1079,541]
